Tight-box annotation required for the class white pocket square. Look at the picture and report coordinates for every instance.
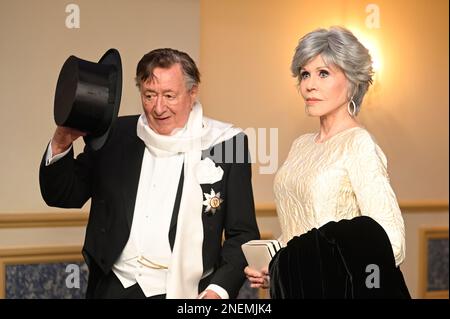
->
[196,157,223,184]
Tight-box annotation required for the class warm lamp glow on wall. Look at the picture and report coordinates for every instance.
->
[348,26,383,83]
[362,38,382,83]
[364,39,382,75]
[345,26,383,111]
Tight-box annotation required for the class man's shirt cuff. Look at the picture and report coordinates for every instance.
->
[45,141,72,166]
[205,284,229,299]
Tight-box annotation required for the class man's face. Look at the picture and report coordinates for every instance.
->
[139,64,198,135]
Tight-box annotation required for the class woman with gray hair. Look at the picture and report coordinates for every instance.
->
[245,26,407,297]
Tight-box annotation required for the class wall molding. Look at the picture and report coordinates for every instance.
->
[255,204,278,217]
[0,200,447,228]
[398,201,449,212]
[0,212,88,228]
[254,201,449,217]
[0,245,82,258]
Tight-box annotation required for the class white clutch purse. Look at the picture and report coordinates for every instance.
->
[241,240,282,271]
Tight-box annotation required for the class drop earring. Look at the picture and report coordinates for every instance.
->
[347,99,357,117]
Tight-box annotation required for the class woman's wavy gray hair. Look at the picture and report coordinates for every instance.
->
[291,26,374,115]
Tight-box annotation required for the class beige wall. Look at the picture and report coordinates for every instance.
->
[0,0,200,212]
[200,0,449,203]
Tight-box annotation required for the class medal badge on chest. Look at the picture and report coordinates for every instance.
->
[202,189,223,215]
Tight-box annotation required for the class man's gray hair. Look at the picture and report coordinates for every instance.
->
[135,48,200,91]
[291,26,374,115]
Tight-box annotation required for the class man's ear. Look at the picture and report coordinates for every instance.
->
[189,85,199,101]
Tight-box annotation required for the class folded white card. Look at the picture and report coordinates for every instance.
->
[241,240,282,271]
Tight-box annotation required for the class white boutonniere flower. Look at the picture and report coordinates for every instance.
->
[195,157,223,184]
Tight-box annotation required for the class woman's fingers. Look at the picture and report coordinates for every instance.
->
[244,266,267,277]
[245,266,270,289]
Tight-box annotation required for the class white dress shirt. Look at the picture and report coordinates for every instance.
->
[112,148,183,297]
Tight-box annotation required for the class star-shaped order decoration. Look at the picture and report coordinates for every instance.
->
[202,189,223,215]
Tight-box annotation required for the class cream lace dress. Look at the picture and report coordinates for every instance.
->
[273,127,405,266]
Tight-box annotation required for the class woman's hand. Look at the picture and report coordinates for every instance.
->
[244,266,270,289]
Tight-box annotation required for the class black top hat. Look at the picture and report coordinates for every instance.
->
[54,49,122,151]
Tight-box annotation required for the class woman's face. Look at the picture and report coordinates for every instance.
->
[299,54,350,117]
